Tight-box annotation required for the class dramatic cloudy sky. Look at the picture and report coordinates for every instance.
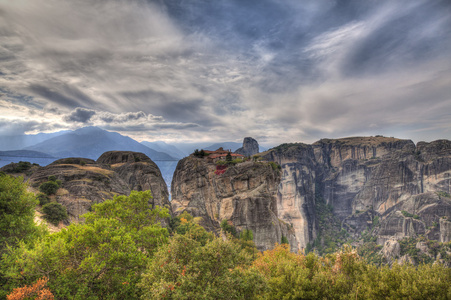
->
[1,0,450,145]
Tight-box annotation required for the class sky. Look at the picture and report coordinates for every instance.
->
[0,0,450,146]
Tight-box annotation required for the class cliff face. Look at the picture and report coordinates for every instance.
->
[172,137,451,252]
[171,157,295,251]
[262,137,451,250]
[24,151,170,222]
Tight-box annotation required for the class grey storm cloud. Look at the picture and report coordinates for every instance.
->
[64,107,96,123]
[0,0,450,144]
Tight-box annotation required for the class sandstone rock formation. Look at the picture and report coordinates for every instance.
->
[381,239,400,261]
[172,136,451,252]
[235,137,259,157]
[171,156,295,251]
[260,137,451,250]
[8,151,171,222]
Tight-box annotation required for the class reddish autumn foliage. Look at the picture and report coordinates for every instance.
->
[215,164,227,175]
[7,277,54,300]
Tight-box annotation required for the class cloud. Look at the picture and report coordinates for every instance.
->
[0,0,450,144]
[0,117,64,136]
[64,107,96,123]
[62,107,200,132]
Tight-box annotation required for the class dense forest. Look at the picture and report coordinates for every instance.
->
[1,174,451,299]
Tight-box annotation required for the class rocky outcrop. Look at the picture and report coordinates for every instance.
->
[235,137,259,157]
[171,137,451,251]
[22,151,170,222]
[265,137,451,250]
[171,156,295,251]
[381,239,400,261]
[97,151,169,206]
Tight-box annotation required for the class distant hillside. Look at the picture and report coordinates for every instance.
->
[0,131,69,151]
[0,150,56,168]
[141,141,186,159]
[0,150,55,158]
[25,127,177,161]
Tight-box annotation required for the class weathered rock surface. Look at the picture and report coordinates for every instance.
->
[17,151,170,222]
[235,137,259,157]
[171,156,295,251]
[259,137,451,250]
[171,137,451,251]
[381,239,400,260]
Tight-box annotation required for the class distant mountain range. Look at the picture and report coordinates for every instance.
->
[0,131,70,151]
[0,126,270,163]
[141,141,187,160]
[23,127,177,161]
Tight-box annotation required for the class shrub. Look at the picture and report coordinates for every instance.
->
[401,210,419,219]
[215,164,227,175]
[42,202,68,225]
[220,219,237,237]
[36,193,50,206]
[268,161,281,171]
[6,277,54,300]
[240,229,254,241]
[437,191,451,198]
[48,175,56,182]
[39,181,59,195]
[10,161,33,173]
[281,235,289,244]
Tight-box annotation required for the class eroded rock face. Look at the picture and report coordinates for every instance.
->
[235,137,259,157]
[171,137,451,251]
[171,157,294,251]
[24,151,170,222]
[260,137,451,250]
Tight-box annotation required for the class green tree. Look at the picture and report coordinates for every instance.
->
[226,152,233,163]
[139,234,264,299]
[42,202,68,225]
[39,181,59,195]
[0,174,39,253]
[0,174,42,298]
[1,191,170,299]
